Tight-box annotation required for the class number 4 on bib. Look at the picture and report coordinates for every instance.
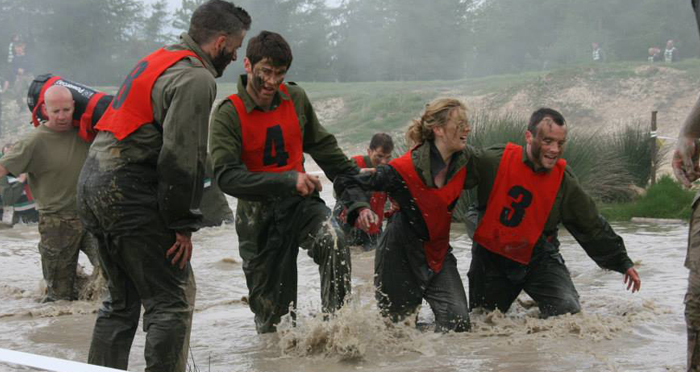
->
[263,125,290,167]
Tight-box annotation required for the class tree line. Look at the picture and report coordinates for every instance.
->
[0,0,697,86]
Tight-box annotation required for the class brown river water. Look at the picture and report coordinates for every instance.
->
[0,181,688,372]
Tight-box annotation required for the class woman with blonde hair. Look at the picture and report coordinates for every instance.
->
[334,98,473,332]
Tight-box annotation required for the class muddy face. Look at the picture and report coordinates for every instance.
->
[526,118,567,170]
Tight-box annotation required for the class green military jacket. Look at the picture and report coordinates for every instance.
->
[465,144,634,274]
[87,33,217,232]
[208,75,356,202]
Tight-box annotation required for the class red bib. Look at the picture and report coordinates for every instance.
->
[229,84,304,173]
[473,143,565,264]
[95,48,199,140]
[31,75,107,142]
[352,155,387,234]
[390,150,466,273]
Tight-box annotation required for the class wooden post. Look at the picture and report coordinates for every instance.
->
[650,111,658,186]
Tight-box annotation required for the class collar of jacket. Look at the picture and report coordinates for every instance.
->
[179,32,218,78]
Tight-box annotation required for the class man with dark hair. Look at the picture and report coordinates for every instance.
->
[466,107,640,318]
[333,132,395,251]
[209,30,358,333]
[77,1,250,370]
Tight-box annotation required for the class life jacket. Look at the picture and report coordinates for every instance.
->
[27,74,113,142]
[352,155,387,234]
[389,149,466,273]
[95,48,200,140]
[473,143,565,265]
[228,84,304,173]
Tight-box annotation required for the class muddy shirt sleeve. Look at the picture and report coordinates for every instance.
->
[208,100,298,201]
[334,164,405,225]
[560,168,634,274]
[291,86,358,181]
[0,136,36,177]
[155,65,214,232]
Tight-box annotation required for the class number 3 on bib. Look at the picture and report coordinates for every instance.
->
[263,125,290,167]
[499,185,532,227]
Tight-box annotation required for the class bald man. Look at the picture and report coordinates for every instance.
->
[0,85,99,302]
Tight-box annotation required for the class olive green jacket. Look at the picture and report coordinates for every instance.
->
[87,33,217,232]
[208,75,357,202]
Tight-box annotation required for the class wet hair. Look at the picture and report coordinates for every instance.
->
[527,108,566,135]
[369,133,394,152]
[406,98,467,145]
[246,31,293,69]
[188,0,251,45]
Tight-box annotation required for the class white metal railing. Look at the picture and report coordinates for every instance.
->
[0,348,123,372]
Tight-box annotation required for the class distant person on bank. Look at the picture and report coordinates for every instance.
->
[648,47,662,63]
[333,132,397,251]
[465,108,641,318]
[665,39,679,63]
[591,42,604,63]
[0,85,99,302]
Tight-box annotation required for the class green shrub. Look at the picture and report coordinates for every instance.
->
[599,175,695,221]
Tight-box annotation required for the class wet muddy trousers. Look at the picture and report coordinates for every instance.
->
[237,196,352,334]
[86,231,196,372]
[690,329,700,372]
[373,222,470,333]
[687,269,700,372]
[468,244,581,318]
[37,213,99,301]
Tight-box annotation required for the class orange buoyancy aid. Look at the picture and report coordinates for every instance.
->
[352,155,387,234]
[95,48,200,140]
[389,150,466,273]
[28,74,111,142]
[473,142,565,265]
[229,84,304,173]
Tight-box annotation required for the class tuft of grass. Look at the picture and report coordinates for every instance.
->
[599,175,695,221]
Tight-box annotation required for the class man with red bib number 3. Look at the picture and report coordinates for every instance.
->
[467,108,641,318]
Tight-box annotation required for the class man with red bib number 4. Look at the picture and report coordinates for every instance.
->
[209,31,359,334]
[467,108,641,318]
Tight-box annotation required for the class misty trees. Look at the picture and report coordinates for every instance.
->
[0,0,698,85]
[172,0,206,34]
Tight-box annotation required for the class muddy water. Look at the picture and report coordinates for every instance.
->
[0,182,688,372]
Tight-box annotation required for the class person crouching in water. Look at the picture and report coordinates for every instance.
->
[335,98,472,332]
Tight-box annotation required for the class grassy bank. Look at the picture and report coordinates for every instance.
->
[599,175,696,221]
